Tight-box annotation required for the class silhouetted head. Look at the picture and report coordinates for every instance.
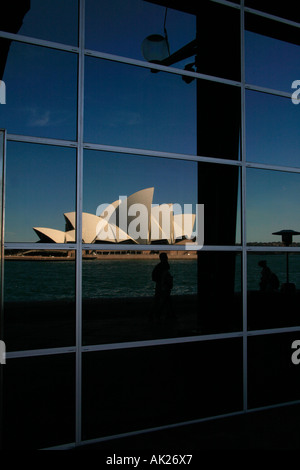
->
[159,252,168,263]
[258,260,267,267]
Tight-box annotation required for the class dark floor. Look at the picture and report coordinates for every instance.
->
[78,403,300,452]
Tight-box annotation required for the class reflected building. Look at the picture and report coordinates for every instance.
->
[0,0,300,451]
[33,187,196,245]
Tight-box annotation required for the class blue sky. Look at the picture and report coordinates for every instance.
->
[4,142,76,242]
[4,141,197,243]
[245,30,300,94]
[83,150,197,214]
[0,1,299,243]
[245,90,300,168]
[0,41,78,141]
[246,169,300,243]
[85,0,196,64]
[84,57,197,154]
[11,0,78,46]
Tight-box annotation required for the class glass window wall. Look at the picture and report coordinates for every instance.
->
[4,249,76,351]
[0,0,300,451]
[82,249,242,346]
[0,0,79,46]
[3,354,75,449]
[4,142,77,243]
[248,332,300,409]
[0,41,78,140]
[246,168,300,245]
[83,149,197,224]
[245,16,300,94]
[84,58,197,154]
[196,1,241,82]
[82,249,199,345]
[245,91,300,168]
[247,252,300,331]
[196,82,241,161]
[245,1,300,24]
[198,163,241,246]
[197,251,242,334]
[85,0,196,68]
[82,338,243,441]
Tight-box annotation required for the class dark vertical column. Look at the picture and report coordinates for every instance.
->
[195,2,241,332]
[0,129,6,450]
[0,2,30,448]
[0,2,30,79]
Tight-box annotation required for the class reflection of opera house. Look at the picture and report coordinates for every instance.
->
[1,0,300,453]
[33,187,196,245]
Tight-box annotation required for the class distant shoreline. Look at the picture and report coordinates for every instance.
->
[5,243,300,262]
[4,253,198,261]
[5,241,300,262]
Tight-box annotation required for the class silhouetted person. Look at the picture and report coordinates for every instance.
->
[258,260,279,292]
[152,253,173,321]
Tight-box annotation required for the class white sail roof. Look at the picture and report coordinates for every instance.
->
[34,188,196,245]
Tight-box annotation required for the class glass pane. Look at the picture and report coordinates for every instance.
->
[3,354,75,449]
[82,250,242,346]
[84,57,197,154]
[83,151,241,247]
[85,0,196,69]
[0,0,78,46]
[5,142,76,243]
[82,250,199,345]
[83,151,203,344]
[197,251,242,334]
[0,130,4,245]
[196,1,241,81]
[245,1,300,24]
[248,333,300,409]
[246,169,300,245]
[245,91,300,167]
[198,163,241,245]
[85,1,240,81]
[0,131,3,342]
[245,17,300,93]
[4,249,76,351]
[0,41,78,140]
[83,149,198,240]
[197,82,241,160]
[82,339,243,440]
[247,252,300,331]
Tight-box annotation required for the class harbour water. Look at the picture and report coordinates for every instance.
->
[3,253,300,303]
